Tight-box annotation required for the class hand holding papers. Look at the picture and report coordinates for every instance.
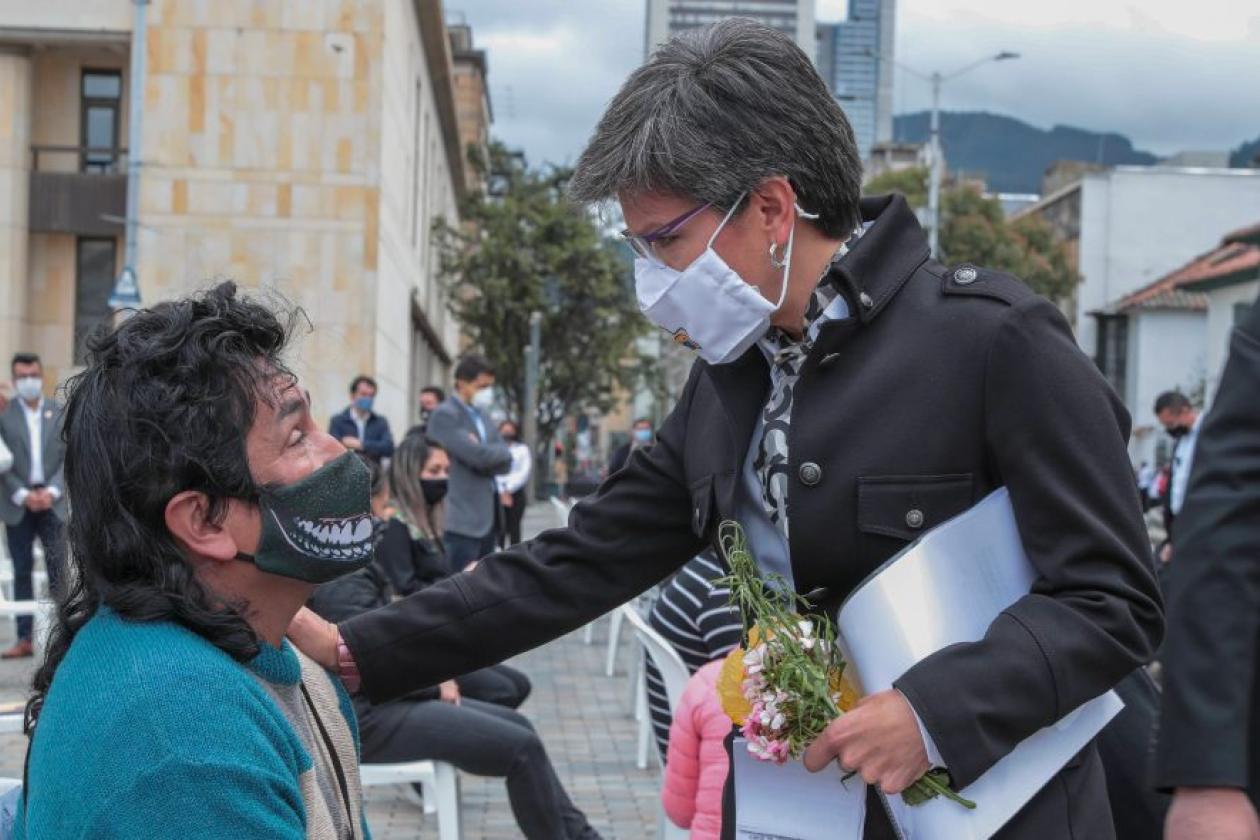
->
[722,488,1124,840]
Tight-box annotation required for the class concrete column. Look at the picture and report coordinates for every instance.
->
[0,49,32,369]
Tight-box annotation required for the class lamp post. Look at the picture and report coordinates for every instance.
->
[866,49,1019,257]
[109,0,149,318]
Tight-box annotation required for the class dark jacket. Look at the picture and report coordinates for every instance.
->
[339,195,1163,838]
[328,408,394,460]
[374,519,447,597]
[1155,295,1260,807]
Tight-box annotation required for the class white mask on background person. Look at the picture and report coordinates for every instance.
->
[14,377,43,402]
[633,193,817,366]
[471,387,495,411]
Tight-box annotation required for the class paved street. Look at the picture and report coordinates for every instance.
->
[0,502,664,838]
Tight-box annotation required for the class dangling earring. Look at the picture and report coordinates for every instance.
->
[768,242,788,269]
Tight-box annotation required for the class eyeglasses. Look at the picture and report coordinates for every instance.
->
[620,202,712,264]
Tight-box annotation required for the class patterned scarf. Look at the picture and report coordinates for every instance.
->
[752,228,863,540]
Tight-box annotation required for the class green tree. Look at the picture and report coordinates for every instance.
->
[433,142,654,448]
[864,167,1077,300]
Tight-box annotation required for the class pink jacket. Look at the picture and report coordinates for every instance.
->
[662,660,732,840]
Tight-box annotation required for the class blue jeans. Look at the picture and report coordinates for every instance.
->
[6,507,65,640]
[444,529,496,574]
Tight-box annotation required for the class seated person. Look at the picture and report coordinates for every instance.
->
[661,659,730,840]
[373,437,531,708]
[18,283,372,839]
[311,452,598,840]
[646,550,742,760]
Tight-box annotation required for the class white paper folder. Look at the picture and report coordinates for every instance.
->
[734,488,1123,840]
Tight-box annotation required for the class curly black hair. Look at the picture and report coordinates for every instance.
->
[26,282,304,732]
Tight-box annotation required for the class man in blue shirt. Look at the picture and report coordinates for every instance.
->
[329,375,394,462]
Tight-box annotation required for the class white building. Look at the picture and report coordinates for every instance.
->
[1014,166,1260,364]
[1180,222,1260,403]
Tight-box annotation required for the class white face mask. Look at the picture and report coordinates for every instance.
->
[14,377,42,402]
[471,387,495,411]
[633,193,816,365]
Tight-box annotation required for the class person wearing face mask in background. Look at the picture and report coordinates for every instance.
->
[424,353,511,573]
[17,284,373,839]
[0,353,68,659]
[495,420,533,549]
[1153,390,1202,566]
[329,373,395,462]
[608,418,654,477]
[289,21,1161,838]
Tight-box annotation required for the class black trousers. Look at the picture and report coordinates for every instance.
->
[5,508,64,640]
[498,490,527,548]
[355,696,598,840]
[456,663,532,709]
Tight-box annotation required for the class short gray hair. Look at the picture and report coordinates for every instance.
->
[570,18,863,238]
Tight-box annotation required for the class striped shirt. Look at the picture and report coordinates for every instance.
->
[645,551,743,760]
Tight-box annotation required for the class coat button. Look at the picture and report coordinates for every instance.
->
[799,462,823,486]
[905,508,925,529]
[953,266,978,285]
[859,291,874,309]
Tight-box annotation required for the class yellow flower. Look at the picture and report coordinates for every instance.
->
[716,646,753,725]
[829,667,862,712]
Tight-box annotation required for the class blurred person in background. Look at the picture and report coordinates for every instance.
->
[426,355,511,572]
[608,418,654,476]
[329,374,394,462]
[1156,300,1260,840]
[409,385,446,437]
[1154,390,1201,564]
[1,353,67,659]
[496,419,532,548]
[371,435,531,708]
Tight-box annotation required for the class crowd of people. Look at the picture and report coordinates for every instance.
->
[2,17,1259,840]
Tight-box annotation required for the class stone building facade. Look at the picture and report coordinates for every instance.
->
[0,0,475,430]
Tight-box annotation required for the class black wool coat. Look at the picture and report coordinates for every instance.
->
[340,194,1164,838]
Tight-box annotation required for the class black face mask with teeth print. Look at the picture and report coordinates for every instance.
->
[236,451,374,583]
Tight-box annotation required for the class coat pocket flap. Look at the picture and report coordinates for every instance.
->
[857,473,975,542]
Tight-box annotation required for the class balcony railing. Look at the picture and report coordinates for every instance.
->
[30,144,129,175]
[28,145,127,236]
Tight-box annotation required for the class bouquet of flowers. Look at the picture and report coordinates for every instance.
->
[713,519,975,809]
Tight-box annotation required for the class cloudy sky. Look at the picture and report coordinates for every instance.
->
[446,0,1260,167]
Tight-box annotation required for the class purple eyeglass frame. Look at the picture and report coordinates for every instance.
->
[620,202,713,261]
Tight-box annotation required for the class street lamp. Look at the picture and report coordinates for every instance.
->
[864,49,1019,257]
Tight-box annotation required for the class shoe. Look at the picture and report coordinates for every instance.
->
[1,640,34,659]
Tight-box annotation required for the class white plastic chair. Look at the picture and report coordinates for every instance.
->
[360,760,461,840]
[621,605,693,839]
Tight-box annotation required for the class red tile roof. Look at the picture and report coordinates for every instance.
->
[1113,227,1260,312]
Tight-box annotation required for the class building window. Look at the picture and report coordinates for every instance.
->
[75,238,117,364]
[81,70,122,173]
[1095,314,1128,399]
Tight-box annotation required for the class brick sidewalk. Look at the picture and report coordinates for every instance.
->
[0,502,665,838]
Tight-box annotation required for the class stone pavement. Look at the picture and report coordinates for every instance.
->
[0,502,666,838]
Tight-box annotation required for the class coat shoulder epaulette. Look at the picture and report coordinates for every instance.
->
[931,263,1037,307]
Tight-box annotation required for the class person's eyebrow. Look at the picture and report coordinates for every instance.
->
[275,395,307,425]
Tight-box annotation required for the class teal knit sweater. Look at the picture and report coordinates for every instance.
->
[16,608,370,839]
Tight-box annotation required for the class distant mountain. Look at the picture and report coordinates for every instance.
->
[892,111,1159,194]
[1231,135,1260,168]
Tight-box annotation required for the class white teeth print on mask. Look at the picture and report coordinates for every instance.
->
[633,192,818,366]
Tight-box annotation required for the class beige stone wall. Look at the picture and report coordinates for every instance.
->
[0,0,131,33]
[374,0,461,428]
[137,0,389,425]
[0,51,32,376]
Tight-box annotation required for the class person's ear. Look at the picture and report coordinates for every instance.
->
[750,177,796,249]
[165,491,242,563]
